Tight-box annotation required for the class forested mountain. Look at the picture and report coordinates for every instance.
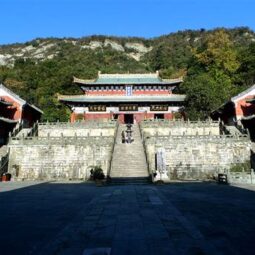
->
[0,27,255,121]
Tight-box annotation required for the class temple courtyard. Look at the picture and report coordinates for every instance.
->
[0,181,255,255]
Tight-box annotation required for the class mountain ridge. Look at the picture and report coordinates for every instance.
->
[0,27,255,121]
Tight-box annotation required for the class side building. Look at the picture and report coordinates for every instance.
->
[211,84,255,140]
[0,84,43,145]
[59,72,186,124]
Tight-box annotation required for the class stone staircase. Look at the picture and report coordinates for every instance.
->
[16,128,32,138]
[110,124,150,184]
[224,125,242,136]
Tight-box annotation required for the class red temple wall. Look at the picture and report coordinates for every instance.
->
[84,113,111,121]
[164,113,173,120]
[134,91,171,95]
[0,96,22,120]
[70,111,176,123]
[70,112,76,123]
[118,114,124,124]
[145,113,154,119]
[85,90,171,96]
[134,113,146,123]
[86,91,125,96]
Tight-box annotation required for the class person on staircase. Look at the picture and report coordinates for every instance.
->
[121,130,126,143]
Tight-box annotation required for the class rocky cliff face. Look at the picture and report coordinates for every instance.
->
[0,38,153,66]
[1,27,255,67]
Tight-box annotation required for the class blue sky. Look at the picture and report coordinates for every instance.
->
[0,0,255,45]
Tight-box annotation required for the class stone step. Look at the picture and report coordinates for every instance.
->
[109,177,151,185]
[110,124,149,179]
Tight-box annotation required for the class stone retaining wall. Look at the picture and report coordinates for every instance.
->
[144,134,251,180]
[8,136,114,181]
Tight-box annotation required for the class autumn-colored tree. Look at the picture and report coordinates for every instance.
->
[182,30,242,119]
[193,30,240,74]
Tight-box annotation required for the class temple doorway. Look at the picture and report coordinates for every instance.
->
[124,114,134,124]
[113,114,119,120]
[154,114,164,120]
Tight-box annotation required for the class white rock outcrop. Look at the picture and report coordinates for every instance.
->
[125,42,152,53]
[104,39,125,52]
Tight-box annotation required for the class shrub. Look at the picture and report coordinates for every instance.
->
[91,166,105,180]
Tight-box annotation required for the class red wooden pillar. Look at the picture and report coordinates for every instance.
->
[70,112,76,123]
[118,114,124,124]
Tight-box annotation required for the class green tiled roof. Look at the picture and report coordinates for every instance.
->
[74,73,183,85]
[94,77,161,84]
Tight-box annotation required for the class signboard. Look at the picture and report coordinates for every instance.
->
[126,85,133,96]
[156,148,168,180]
[156,148,166,172]
[88,105,106,112]
[150,105,168,111]
[119,104,138,111]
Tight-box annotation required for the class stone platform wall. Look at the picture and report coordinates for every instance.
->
[38,121,116,137]
[8,136,114,180]
[145,135,251,180]
[140,120,251,180]
[141,119,220,137]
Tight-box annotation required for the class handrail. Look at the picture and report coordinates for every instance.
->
[138,122,152,182]
[28,121,39,137]
[0,150,9,176]
[11,121,24,137]
[107,121,119,178]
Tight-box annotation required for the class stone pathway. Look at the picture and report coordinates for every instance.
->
[0,181,255,255]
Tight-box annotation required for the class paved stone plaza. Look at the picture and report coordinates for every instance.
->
[1,181,255,255]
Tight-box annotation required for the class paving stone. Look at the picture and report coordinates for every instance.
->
[82,247,111,255]
[1,182,255,255]
[111,239,149,255]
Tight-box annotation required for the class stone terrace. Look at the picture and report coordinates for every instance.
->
[140,120,251,180]
[7,121,118,180]
[0,181,255,255]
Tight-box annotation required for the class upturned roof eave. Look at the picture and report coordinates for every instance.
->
[0,116,19,124]
[73,76,183,86]
[77,81,182,86]
[0,99,13,106]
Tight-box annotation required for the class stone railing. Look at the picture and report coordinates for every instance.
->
[138,122,151,180]
[140,119,219,127]
[37,120,117,137]
[10,121,23,137]
[145,134,250,143]
[108,121,119,178]
[140,119,221,137]
[227,170,255,184]
[9,135,114,146]
[38,120,117,128]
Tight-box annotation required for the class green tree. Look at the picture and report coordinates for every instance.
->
[182,71,233,120]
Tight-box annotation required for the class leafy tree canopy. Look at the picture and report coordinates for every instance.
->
[0,27,255,121]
